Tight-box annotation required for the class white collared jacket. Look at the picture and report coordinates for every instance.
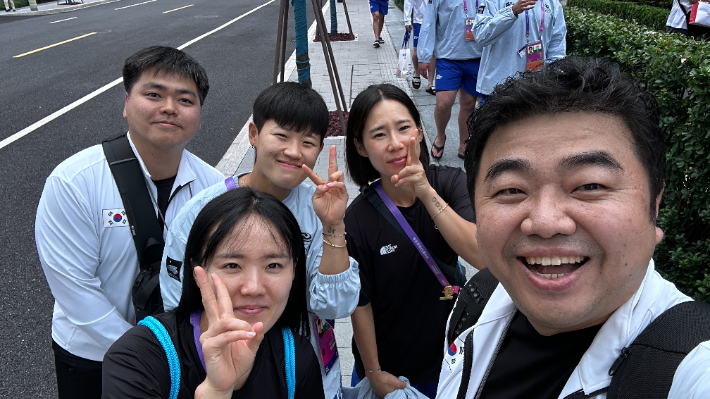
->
[36,132,224,361]
[435,260,710,399]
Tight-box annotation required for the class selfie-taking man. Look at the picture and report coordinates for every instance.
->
[436,57,710,398]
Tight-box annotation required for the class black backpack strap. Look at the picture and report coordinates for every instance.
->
[103,134,165,321]
[607,300,710,398]
[446,268,499,347]
[361,184,465,286]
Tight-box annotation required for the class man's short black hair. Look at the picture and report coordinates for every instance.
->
[465,57,666,222]
[252,82,329,143]
[122,46,209,106]
[346,84,430,187]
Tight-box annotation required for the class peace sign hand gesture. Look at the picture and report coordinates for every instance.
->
[302,145,349,228]
[391,130,432,200]
[194,267,265,399]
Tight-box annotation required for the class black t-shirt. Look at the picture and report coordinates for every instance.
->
[102,312,325,399]
[478,312,603,399]
[153,175,176,230]
[345,165,473,385]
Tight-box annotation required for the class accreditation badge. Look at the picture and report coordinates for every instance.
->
[464,17,476,41]
[526,40,544,71]
[313,316,339,374]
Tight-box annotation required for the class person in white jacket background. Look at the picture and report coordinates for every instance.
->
[437,57,710,399]
[473,0,566,100]
[404,0,427,90]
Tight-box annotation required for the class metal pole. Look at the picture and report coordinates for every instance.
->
[310,0,346,135]
[316,0,348,112]
[341,0,354,37]
[280,2,289,82]
[272,0,288,84]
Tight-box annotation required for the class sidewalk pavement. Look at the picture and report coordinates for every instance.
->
[0,0,117,16]
[216,0,475,385]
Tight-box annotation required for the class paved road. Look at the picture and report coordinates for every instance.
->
[0,0,319,395]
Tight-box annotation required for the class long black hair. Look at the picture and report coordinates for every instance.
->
[346,84,430,187]
[175,187,310,335]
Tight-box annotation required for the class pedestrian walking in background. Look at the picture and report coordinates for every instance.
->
[4,0,16,12]
[418,0,484,160]
[371,0,389,47]
[404,0,426,89]
[473,0,566,102]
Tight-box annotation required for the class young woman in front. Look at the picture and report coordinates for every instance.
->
[345,84,482,399]
[102,188,325,399]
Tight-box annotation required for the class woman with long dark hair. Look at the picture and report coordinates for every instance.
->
[345,84,482,398]
[103,188,325,399]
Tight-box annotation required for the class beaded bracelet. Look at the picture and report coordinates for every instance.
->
[322,236,347,248]
[431,203,449,220]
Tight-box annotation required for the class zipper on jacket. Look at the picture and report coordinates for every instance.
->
[473,310,517,399]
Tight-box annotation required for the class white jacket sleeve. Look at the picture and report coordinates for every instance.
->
[159,224,187,311]
[544,2,566,62]
[473,0,517,47]
[36,176,132,350]
[307,220,361,320]
[417,0,438,62]
[668,341,710,399]
[404,0,414,25]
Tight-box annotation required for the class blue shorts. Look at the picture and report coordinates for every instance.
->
[435,58,481,97]
[370,0,389,15]
[412,23,421,47]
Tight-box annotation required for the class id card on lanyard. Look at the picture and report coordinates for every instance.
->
[464,0,478,41]
[313,316,339,374]
[521,0,544,71]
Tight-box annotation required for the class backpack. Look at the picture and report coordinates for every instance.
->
[449,269,710,399]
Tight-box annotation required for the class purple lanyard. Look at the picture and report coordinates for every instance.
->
[524,0,544,40]
[463,0,479,18]
[374,181,459,293]
[225,176,237,191]
[190,309,207,372]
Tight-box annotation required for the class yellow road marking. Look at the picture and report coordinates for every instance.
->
[13,32,97,58]
[163,4,193,13]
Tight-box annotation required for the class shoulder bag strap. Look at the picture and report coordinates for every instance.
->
[102,134,165,268]
[456,330,475,399]
[607,300,710,398]
[138,316,181,399]
[282,327,296,399]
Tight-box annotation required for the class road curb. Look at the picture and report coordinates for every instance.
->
[0,0,120,17]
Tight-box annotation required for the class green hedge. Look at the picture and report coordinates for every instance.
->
[567,6,710,302]
[616,0,673,9]
[567,0,670,31]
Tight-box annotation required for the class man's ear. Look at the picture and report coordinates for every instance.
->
[654,185,665,244]
[122,92,129,119]
[354,138,368,158]
[248,122,259,146]
[320,141,325,152]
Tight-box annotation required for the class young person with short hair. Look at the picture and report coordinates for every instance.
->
[36,46,225,399]
[344,84,482,399]
[103,188,326,398]
[160,82,360,399]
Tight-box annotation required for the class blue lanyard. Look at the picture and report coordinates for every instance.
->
[524,0,544,41]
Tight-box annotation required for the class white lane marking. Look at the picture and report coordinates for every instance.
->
[1,0,277,151]
[13,32,97,58]
[114,0,157,10]
[50,17,77,24]
[163,4,193,13]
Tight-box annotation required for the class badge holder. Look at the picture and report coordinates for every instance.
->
[522,3,545,71]
[463,0,478,41]
[313,316,339,374]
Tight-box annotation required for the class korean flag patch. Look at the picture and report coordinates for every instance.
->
[103,209,128,228]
